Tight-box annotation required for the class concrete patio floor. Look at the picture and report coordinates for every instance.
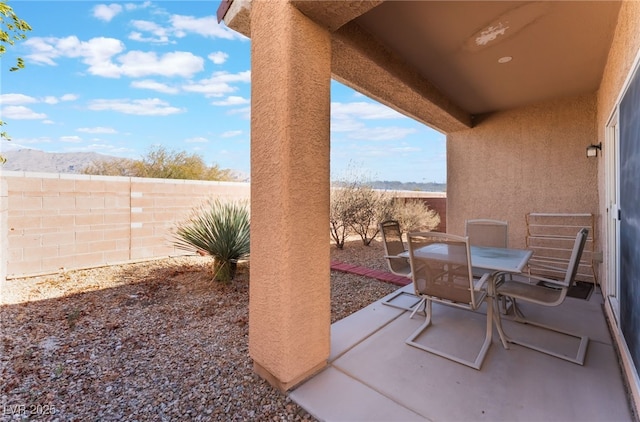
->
[290,283,635,421]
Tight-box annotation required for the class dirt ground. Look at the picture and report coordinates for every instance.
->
[0,239,397,421]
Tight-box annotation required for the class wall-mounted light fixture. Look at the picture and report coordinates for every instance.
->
[586,142,602,157]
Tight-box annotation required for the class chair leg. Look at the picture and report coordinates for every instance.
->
[497,298,589,365]
[405,298,493,370]
[493,296,510,350]
[409,297,427,320]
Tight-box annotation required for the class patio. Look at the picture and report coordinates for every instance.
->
[290,283,634,421]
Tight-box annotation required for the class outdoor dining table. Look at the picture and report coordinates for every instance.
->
[398,243,534,348]
[399,244,533,276]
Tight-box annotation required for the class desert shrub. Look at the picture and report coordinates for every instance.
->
[172,199,250,282]
[330,182,395,248]
[348,187,394,246]
[330,187,352,250]
[82,146,235,181]
[392,199,440,234]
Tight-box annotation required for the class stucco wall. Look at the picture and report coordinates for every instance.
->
[447,93,598,250]
[598,1,640,133]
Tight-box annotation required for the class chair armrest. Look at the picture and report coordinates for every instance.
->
[516,273,569,288]
[473,272,491,291]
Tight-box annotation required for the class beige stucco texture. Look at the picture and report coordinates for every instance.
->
[447,94,598,249]
[249,1,331,391]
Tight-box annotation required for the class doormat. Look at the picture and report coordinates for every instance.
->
[536,280,594,300]
[568,281,594,300]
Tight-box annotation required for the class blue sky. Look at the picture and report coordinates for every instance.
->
[1,1,446,183]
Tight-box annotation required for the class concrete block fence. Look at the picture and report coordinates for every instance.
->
[0,171,446,281]
[1,171,250,280]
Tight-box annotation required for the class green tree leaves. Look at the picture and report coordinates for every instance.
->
[0,1,32,71]
[81,146,236,181]
[1,0,32,163]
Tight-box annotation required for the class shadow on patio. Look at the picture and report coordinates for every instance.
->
[290,283,634,421]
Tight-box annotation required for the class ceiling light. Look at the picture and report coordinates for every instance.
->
[498,56,513,64]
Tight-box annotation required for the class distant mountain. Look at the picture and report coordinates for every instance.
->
[369,180,446,192]
[2,150,441,189]
[1,149,118,174]
[333,180,446,192]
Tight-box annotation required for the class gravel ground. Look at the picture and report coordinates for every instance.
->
[0,239,397,421]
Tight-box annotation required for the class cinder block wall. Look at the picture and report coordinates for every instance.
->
[1,172,446,279]
[2,172,250,278]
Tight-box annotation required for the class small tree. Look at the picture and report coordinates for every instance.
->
[172,199,250,283]
[348,186,394,246]
[330,165,395,247]
[81,157,137,177]
[392,199,440,234]
[82,146,235,181]
[330,187,353,249]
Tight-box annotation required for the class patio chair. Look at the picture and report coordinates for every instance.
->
[495,228,589,365]
[379,220,411,278]
[465,219,508,248]
[466,219,510,311]
[405,232,493,370]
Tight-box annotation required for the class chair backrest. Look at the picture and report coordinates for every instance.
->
[465,219,508,248]
[407,232,485,310]
[562,228,589,287]
[380,220,409,274]
[380,220,404,251]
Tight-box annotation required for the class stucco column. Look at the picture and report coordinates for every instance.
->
[249,1,331,391]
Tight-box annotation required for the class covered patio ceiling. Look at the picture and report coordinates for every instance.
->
[219,0,621,132]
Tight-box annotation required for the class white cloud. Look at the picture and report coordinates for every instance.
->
[331,102,406,120]
[211,96,249,106]
[183,71,250,97]
[61,94,79,101]
[24,36,203,79]
[43,120,55,125]
[93,4,123,22]
[1,93,79,106]
[0,93,37,105]
[390,146,422,153]
[221,130,242,138]
[331,119,365,133]
[169,14,243,40]
[210,70,251,83]
[347,127,417,141]
[227,106,250,120]
[1,106,47,120]
[184,137,209,143]
[124,12,243,46]
[125,1,151,11]
[208,51,228,64]
[114,51,204,78]
[131,79,179,94]
[3,139,52,151]
[129,20,170,43]
[77,127,118,134]
[88,98,185,116]
[330,101,413,140]
[67,143,135,154]
[183,82,234,97]
[25,36,125,71]
[60,135,83,143]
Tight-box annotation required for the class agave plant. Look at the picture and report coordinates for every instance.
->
[172,199,250,282]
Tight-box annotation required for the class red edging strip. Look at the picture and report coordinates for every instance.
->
[330,261,411,287]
